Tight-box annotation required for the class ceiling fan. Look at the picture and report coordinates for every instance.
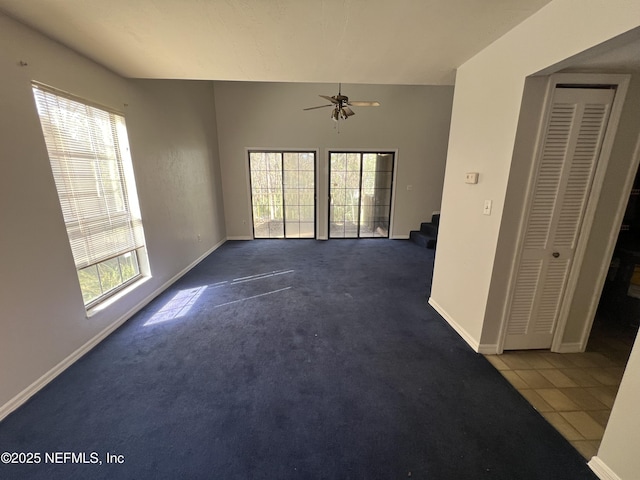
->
[303,84,380,121]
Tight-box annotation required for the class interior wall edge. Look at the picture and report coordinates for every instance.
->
[428,297,481,353]
[588,456,623,480]
[476,344,500,355]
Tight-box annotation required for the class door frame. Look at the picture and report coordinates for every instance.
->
[497,73,631,353]
[326,150,397,239]
[245,148,320,239]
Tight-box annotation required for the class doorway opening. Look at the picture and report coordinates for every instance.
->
[590,161,640,363]
[328,151,394,238]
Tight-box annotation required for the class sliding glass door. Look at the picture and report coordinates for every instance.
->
[249,151,315,238]
[329,152,394,238]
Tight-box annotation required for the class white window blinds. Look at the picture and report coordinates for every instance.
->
[32,84,145,270]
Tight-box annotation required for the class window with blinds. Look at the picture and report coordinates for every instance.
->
[32,83,148,308]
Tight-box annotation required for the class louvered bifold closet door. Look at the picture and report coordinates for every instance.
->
[505,87,614,350]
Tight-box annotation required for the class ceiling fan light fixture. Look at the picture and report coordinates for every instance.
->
[306,84,380,124]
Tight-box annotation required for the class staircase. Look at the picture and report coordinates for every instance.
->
[410,214,439,249]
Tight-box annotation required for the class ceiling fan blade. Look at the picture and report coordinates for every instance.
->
[303,104,333,111]
[348,101,381,107]
[342,106,355,117]
[320,95,339,104]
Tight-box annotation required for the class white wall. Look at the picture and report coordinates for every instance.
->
[213,81,453,239]
[430,0,640,351]
[429,1,640,478]
[0,14,226,416]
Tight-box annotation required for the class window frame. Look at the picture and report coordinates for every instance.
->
[32,82,149,310]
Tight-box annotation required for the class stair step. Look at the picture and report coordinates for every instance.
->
[410,231,430,248]
[410,230,437,249]
[411,216,439,249]
[419,223,438,236]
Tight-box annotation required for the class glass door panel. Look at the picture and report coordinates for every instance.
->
[360,153,393,237]
[283,152,315,238]
[329,153,361,238]
[329,152,394,239]
[250,151,315,239]
[250,152,283,238]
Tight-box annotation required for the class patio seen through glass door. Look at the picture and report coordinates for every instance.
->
[329,152,394,238]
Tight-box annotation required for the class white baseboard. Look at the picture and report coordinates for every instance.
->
[554,342,584,353]
[0,238,226,422]
[428,298,481,353]
[226,236,252,240]
[391,234,410,239]
[477,344,500,355]
[589,456,621,480]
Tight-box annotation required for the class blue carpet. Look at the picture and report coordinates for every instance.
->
[0,240,596,479]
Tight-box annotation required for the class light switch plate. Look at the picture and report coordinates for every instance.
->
[483,200,492,215]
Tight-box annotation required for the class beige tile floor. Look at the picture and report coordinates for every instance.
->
[484,322,637,460]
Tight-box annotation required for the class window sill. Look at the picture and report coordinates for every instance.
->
[86,275,151,318]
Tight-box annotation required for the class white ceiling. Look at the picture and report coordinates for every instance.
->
[0,0,554,85]
[537,26,640,76]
